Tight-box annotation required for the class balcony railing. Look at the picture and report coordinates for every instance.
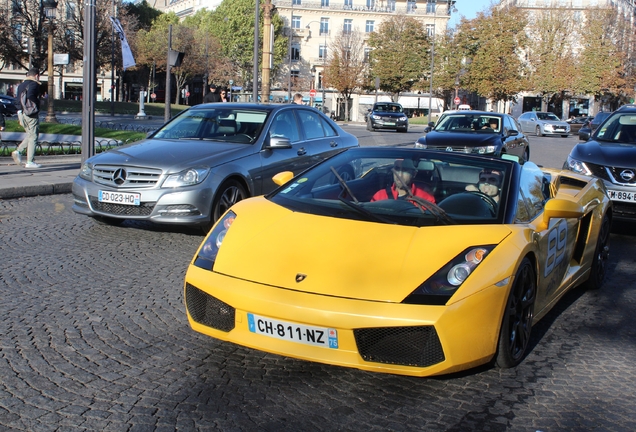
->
[274,0,450,15]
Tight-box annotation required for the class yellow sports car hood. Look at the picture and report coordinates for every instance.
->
[212,198,513,303]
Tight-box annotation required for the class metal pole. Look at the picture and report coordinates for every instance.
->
[110,0,115,116]
[262,0,272,103]
[427,1,436,123]
[81,0,96,162]
[322,29,326,113]
[164,25,172,122]
[45,18,58,123]
[287,0,293,102]
[253,0,260,103]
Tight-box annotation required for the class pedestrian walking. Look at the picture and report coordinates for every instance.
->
[220,88,229,102]
[292,93,303,105]
[203,84,220,103]
[13,68,42,169]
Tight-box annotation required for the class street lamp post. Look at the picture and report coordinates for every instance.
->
[427,0,437,124]
[305,21,328,113]
[43,0,58,123]
[310,66,316,107]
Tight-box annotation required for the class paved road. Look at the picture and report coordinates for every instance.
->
[1,193,636,431]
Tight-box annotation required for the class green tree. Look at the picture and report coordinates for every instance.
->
[323,29,367,121]
[367,16,430,100]
[575,8,629,107]
[456,6,529,105]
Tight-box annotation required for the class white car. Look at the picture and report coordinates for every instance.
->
[518,111,570,137]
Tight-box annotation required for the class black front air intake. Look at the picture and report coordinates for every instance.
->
[185,283,235,332]
[354,326,445,367]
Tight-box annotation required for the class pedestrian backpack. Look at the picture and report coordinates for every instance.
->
[20,89,38,116]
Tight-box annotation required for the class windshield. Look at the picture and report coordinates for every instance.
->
[434,114,501,133]
[594,112,636,144]
[537,113,560,121]
[373,103,403,113]
[269,148,512,227]
[152,107,268,143]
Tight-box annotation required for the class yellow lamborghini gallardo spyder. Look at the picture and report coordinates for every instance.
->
[184,147,612,377]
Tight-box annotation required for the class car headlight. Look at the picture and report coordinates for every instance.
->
[162,167,210,188]
[472,145,497,155]
[544,124,553,131]
[400,116,408,121]
[193,211,236,271]
[414,138,427,149]
[372,115,381,120]
[565,155,592,175]
[402,246,494,305]
[79,163,93,180]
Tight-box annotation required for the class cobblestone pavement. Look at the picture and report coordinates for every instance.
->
[1,195,636,431]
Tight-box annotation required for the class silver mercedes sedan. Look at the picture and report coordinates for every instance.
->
[72,103,358,230]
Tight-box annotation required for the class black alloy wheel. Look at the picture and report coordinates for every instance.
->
[495,257,536,368]
[583,215,611,290]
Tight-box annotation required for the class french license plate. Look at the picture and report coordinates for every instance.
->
[384,122,395,126]
[98,190,141,206]
[247,313,338,349]
[608,190,636,202]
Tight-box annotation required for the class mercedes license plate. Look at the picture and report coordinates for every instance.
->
[247,313,338,349]
[608,190,636,202]
[98,190,141,206]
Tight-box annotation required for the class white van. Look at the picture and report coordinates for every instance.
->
[458,104,471,111]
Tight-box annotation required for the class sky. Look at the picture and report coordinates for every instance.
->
[448,0,494,28]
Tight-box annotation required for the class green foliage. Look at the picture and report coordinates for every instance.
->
[367,16,430,99]
[125,0,163,31]
[456,7,529,104]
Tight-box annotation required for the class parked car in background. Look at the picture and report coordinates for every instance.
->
[0,94,18,116]
[565,104,636,220]
[72,103,359,231]
[578,111,612,141]
[366,102,409,133]
[414,110,530,162]
[517,111,570,137]
[567,116,591,134]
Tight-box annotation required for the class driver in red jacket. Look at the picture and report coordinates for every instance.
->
[371,159,436,203]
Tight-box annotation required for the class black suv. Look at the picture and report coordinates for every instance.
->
[366,102,408,133]
[565,104,636,220]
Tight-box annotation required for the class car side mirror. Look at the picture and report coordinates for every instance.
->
[540,198,584,230]
[273,171,294,186]
[507,129,519,137]
[428,122,435,127]
[579,131,590,141]
[265,136,292,149]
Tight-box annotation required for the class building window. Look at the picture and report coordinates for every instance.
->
[318,72,324,89]
[343,48,351,61]
[366,0,374,8]
[291,70,300,89]
[364,47,371,63]
[387,0,395,11]
[292,0,301,4]
[426,24,435,37]
[407,0,417,12]
[291,43,300,61]
[344,0,352,7]
[365,20,374,33]
[292,16,301,29]
[66,3,75,19]
[321,0,329,7]
[320,18,329,35]
[343,19,352,34]
[319,44,327,60]
[426,1,435,13]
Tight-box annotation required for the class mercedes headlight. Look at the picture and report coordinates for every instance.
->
[163,167,210,188]
[403,246,494,305]
[79,163,93,180]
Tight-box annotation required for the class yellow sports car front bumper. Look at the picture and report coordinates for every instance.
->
[185,265,511,377]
